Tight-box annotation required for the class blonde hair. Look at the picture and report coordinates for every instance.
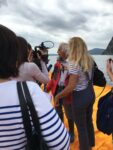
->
[58,42,69,55]
[68,37,94,72]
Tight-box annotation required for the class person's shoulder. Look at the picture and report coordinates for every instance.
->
[19,62,35,68]
[25,62,37,67]
[26,80,38,85]
[24,62,40,70]
[26,81,44,97]
[26,81,40,90]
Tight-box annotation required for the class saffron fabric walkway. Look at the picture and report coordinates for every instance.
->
[64,85,113,150]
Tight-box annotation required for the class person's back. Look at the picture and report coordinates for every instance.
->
[0,24,70,150]
[0,81,70,149]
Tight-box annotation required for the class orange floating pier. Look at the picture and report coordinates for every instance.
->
[64,85,113,150]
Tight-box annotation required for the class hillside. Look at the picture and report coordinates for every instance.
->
[103,37,113,55]
[89,48,105,55]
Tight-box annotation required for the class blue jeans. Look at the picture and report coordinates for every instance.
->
[72,83,95,150]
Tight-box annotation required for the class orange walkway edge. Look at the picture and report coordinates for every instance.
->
[63,85,113,150]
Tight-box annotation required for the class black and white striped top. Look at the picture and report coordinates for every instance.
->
[0,81,70,150]
[69,63,91,91]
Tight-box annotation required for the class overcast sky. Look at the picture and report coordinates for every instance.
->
[0,0,113,53]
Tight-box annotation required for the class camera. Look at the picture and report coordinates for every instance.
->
[32,41,54,71]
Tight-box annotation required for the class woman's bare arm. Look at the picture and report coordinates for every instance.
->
[54,74,79,106]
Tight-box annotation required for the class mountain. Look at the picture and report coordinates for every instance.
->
[89,48,105,55]
[103,37,113,55]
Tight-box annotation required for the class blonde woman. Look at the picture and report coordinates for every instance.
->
[55,37,95,150]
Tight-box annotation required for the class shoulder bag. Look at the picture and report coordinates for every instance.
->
[93,62,106,87]
[17,81,48,150]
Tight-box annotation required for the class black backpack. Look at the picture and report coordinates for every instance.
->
[96,89,113,135]
[93,62,106,87]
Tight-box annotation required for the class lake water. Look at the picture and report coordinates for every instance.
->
[48,55,113,86]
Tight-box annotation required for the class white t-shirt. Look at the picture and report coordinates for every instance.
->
[0,81,70,150]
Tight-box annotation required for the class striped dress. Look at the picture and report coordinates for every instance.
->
[0,81,70,150]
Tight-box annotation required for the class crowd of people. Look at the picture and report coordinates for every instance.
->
[0,24,113,150]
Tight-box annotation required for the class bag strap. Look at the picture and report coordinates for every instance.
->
[85,71,93,85]
[18,81,48,149]
[85,62,95,84]
[22,82,47,150]
[22,81,42,137]
[17,82,32,142]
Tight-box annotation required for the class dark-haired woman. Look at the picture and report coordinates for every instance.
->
[0,25,70,150]
[14,36,50,85]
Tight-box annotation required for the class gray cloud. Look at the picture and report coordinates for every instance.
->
[38,13,87,32]
[5,2,88,35]
[0,0,7,7]
[103,0,113,3]
[0,0,113,52]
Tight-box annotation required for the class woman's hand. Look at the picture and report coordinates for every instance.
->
[54,74,78,107]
